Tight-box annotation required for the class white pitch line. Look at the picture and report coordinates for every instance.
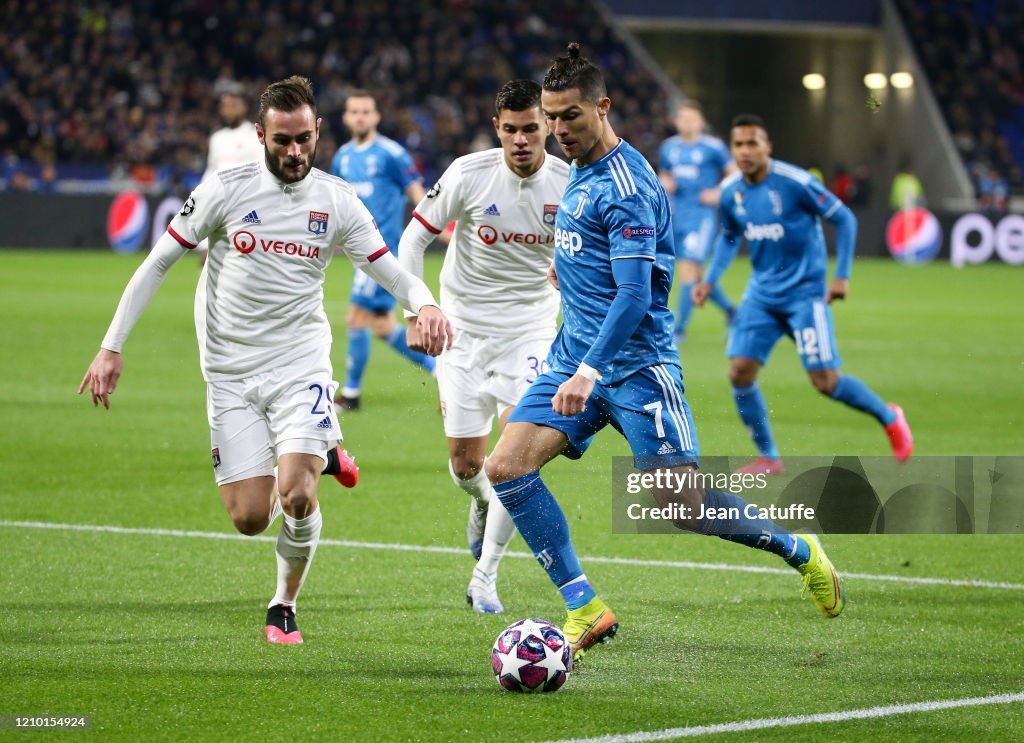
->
[3,520,1024,591]
[537,691,1024,743]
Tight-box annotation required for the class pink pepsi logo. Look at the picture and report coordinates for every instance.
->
[886,207,941,265]
[107,192,150,254]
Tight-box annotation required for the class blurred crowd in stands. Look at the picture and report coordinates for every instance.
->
[0,0,667,193]
[897,0,1023,208]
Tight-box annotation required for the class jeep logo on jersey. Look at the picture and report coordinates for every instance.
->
[232,231,322,259]
[308,210,329,235]
[622,226,655,240]
[555,227,583,256]
[478,225,498,245]
[233,230,256,253]
[744,222,785,241]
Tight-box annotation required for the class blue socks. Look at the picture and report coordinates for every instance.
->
[345,326,371,392]
[346,325,436,393]
[732,382,779,459]
[830,374,895,425]
[708,284,736,318]
[699,489,810,568]
[385,327,436,374]
[676,282,735,337]
[493,472,594,607]
[675,281,695,336]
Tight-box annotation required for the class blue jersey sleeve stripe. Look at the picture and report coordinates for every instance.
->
[607,157,631,198]
[822,201,841,219]
[611,254,655,261]
[616,154,639,194]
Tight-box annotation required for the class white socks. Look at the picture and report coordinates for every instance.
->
[449,459,491,509]
[477,498,516,577]
[270,507,322,609]
[449,458,516,578]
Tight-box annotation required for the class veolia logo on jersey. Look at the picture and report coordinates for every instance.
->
[232,230,321,259]
[743,222,785,242]
[555,227,583,256]
[478,225,554,247]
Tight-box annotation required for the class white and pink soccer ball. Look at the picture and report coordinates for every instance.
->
[491,618,572,693]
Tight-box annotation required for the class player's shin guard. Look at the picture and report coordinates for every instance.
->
[675,281,695,335]
[493,472,593,607]
[385,327,436,373]
[270,507,322,608]
[345,327,371,393]
[698,490,809,568]
[829,374,895,424]
[732,382,780,458]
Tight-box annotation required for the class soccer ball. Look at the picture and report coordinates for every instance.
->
[491,618,572,692]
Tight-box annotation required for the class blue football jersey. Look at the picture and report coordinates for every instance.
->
[658,134,731,226]
[330,135,421,251]
[550,140,679,384]
[716,159,845,304]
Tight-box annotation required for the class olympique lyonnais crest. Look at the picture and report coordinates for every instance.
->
[543,204,558,225]
[308,210,329,235]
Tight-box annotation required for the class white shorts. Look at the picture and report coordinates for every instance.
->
[437,328,556,438]
[206,347,342,485]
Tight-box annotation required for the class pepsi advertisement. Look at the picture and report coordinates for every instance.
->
[886,207,1024,267]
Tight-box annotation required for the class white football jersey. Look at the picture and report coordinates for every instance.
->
[168,161,395,381]
[410,148,568,337]
[202,122,263,180]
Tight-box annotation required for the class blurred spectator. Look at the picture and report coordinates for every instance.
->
[0,0,669,190]
[890,160,925,211]
[806,162,824,182]
[848,163,873,207]
[8,169,32,191]
[36,163,58,192]
[830,164,854,204]
[897,0,1024,193]
[975,162,1009,213]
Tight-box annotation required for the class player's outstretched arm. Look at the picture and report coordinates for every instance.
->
[826,203,857,303]
[78,349,123,409]
[77,232,190,409]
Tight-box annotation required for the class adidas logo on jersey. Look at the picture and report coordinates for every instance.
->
[316,416,333,430]
[656,441,677,455]
[483,203,501,216]
[242,210,261,224]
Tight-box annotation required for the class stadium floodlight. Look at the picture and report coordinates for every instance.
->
[864,73,888,90]
[890,72,914,89]
[802,73,826,91]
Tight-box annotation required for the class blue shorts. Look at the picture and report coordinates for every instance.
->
[350,268,397,314]
[508,365,699,470]
[673,215,716,263]
[727,294,842,370]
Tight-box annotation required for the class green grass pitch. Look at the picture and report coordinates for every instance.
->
[1,250,1022,741]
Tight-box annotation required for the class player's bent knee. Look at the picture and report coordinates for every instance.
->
[485,454,526,485]
[278,487,314,515]
[451,456,485,481]
[809,371,838,395]
[231,511,270,536]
